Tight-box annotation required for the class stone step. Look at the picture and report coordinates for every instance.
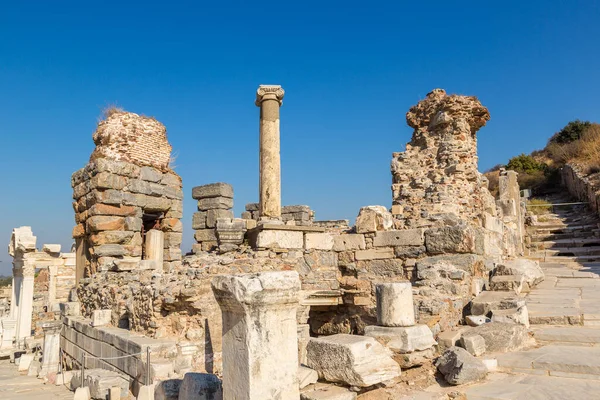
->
[530,238,600,249]
[533,327,600,345]
[496,344,600,378]
[530,230,600,242]
[465,373,600,399]
[532,224,599,234]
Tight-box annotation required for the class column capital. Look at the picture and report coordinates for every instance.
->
[41,320,63,334]
[255,85,285,106]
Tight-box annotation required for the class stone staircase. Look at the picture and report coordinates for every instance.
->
[465,196,600,399]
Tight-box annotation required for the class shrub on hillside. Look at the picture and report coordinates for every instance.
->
[507,154,547,174]
[549,120,592,145]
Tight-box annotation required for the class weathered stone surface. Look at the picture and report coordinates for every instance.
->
[155,379,182,400]
[197,197,233,211]
[91,309,112,327]
[424,225,481,255]
[305,233,334,250]
[306,334,401,387]
[299,365,318,389]
[94,244,126,257]
[255,230,303,249]
[435,346,487,385]
[87,216,125,232]
[192,212,207,230]
[494,259,544,288]
[332,234,366,251]
[373,229,425,247]
[465,322,528,352]
[460,334,486,356]
[489,275,524,294]
[466,315,490,327]
[364,325,436,353]
[470,291,521,316]
[178,372,223,400]
[355,206,393,234]
[437,329,466,352]
[193,183,234,200]
[206,209,234,228]
[491,306,530,328]
[394,348,436,369]
[195,229,217,242]
[355,248,394,261]
[376,282,415,327]
[140,166,163,182]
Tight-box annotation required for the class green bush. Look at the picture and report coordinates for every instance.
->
[549,120,592,145]
[507,154,546,174]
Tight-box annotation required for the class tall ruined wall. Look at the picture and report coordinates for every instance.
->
[71,111,183,276]
[391,89,496,229]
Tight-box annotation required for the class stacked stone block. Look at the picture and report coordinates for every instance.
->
[192,183,234,252]
[243,203,315,226]
[71,158,183,273]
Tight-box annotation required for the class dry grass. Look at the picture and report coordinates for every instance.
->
[98,104,124,122]
[547,123,600,172]
[527,198,552,215]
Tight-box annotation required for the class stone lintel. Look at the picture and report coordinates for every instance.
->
[251,224,326,233]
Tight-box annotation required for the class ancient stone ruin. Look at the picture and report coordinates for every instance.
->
[6,86,588,400]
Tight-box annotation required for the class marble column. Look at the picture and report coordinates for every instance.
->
[39,320,62,376]
[10,268,22,319]
[212,271,300,400]
[376,282,416,327]
[255,85,285,221]
[16,266,35,344]
[144,229,164,269]
[48,265,58,308]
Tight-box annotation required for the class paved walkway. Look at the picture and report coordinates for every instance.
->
[465,197,600,399]
[0,359,72,400]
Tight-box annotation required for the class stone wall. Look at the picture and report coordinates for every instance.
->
[562,164,600,212]
[71,111,183,276]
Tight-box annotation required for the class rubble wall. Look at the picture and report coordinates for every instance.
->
[562,164,600,212]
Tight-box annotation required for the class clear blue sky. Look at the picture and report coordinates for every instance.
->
[1,1,599,274]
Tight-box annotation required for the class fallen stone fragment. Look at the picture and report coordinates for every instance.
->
[364,325,436,353]
[355,206,393,234]
[299,366,319,389]
[491,305,530,328]
[494,258,544,289]
[435,346,487,385]
[464,322,528,352]
[460,334,486,356]
[307,334,401,387]
[394,347,436,368]
[489,275,525,294]
[178,372,222,400]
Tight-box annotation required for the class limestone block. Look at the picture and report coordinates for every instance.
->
[373,229,425,247]
[92,310,112,327]
[140,166,162,182]
[87,216,125,232]
[483,213,504,234]
[205,209,233,228]
[301,385,357,400]
[470,291,521,316]
[43,244,61,253]
[91,172,127,190]
[197,197,233,211]
[94,244,126,257]
[27,357,41,376]
[306,334,401,387]
[464,322,528,352]
[194,229,217,242]
[192,183,233,200]
[124,217,142,232]
[376,282,415,327]
[491,306,530,328]
[192,212,207,229]
[298,323,310,365]
[256,230,303,249]
[245,202,259,211]
[355,206,393,233]
[18,353,35,371]
[109,387,121,400]
[435,346,487,385]
[332,234,366,251]
[364,325,436,353]
[355,248,394,261]
[460,334,486,356]
[489,275,524,294]
[305,233,334,250]
[424,225,482,255]
[437,329,467,352]
[299,365,318,389]
[494,259,544,288]
[55,371,74,386]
